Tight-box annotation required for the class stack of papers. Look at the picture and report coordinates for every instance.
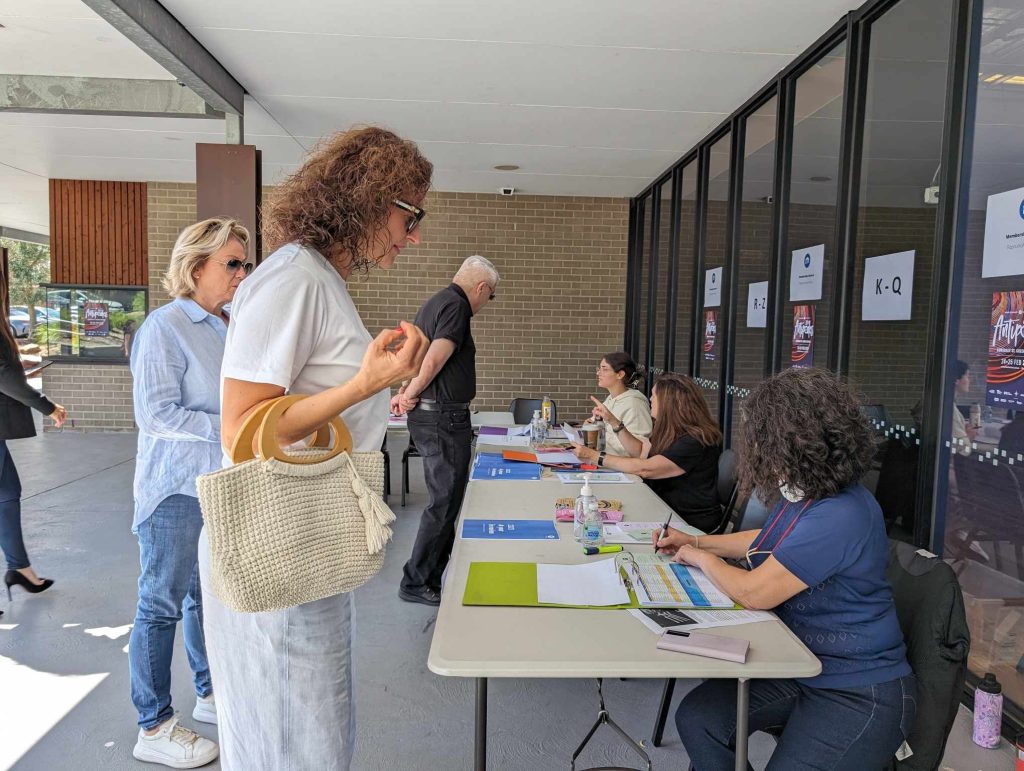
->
[626,553,736,609]
[629,607,774,633]
[555,471,631,484]
[536,559,630,606]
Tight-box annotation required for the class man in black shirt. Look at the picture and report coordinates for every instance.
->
[395,255,500,605]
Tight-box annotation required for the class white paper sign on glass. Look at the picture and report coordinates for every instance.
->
[861,250,915,321]
[789,244,825,301]
[746,281,769,328]
[704,267,723,308]
[982,186,1024,278]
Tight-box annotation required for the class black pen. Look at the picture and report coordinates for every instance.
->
[665,629,691,637]
[655,513,672,551]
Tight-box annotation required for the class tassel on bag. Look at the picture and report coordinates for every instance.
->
[348,454,396,555]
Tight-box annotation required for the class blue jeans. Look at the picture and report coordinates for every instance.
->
[677,674,917,770]
[0,440,29,570]
[129,494,211,730]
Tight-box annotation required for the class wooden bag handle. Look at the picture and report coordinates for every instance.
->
[229,394,353,465]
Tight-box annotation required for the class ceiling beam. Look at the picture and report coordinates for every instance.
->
[0,75,222,119]
[0,227,49,246]
[80,0,245,116]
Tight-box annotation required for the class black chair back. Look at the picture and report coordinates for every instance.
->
[716,449,737,508]
[734,490,771,532]
[509,398,557,425]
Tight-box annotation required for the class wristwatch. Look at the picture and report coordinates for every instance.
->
[612,421,626,434]
[597,451,606,467]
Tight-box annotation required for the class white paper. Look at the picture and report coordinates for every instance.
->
[861,250,915,321]
[536,559,630,606]
[561,423,583,445]
[746,281,769,328]
[476,435,531,447]
[533,449,583,465]
[603,520,702,544]
[555,471,632,484]
[628,608,775,634]
[982,186,1024,278]
[704,267,723,307]
[509,425,532,436]
[789,244,825,301]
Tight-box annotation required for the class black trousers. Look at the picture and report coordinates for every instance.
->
[401,407,473,591]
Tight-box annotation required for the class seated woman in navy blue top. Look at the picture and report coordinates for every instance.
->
[655,368,915,771]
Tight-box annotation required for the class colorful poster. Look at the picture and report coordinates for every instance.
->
[987,291,1024,409]
[791,305,814,368]
[83,302,109,337]
[703,310,717,362]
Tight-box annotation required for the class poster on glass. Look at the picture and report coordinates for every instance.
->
[987,290,1024,409]
[791,305,814,369]
[703,310,717,362]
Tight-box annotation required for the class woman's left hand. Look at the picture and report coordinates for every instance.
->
[571,442,598,462]
[671,543,707,569]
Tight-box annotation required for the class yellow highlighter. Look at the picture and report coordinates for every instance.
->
[582,544,623,555]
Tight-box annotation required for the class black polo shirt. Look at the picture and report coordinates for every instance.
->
[415,283,476,403]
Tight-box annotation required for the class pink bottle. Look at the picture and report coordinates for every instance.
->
[973,673,1003,749]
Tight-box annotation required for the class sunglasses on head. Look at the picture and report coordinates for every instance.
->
[393,199,426,235]
[210,258,255,274]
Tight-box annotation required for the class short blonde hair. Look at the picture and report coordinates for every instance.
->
[163,217,251,298]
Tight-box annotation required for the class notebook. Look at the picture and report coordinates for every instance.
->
[656,629,749,663]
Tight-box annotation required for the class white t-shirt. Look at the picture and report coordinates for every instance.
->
[221,243,389,453]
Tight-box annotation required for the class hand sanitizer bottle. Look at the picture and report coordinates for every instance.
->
[574,473,596,542]
[582,499,605,547]
[530,409,545,447]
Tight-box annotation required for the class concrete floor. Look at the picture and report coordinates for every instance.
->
[0,426,1016,771]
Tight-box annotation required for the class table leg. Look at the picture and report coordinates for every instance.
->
[475,677,488,771]
[735,678,750,771]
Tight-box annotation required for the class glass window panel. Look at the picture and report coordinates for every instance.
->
[697,132,731,419]
[674,163,698,375]
[781,41,847,372]
[847,0,953,546]
[39,285,148,362]
[943,0,1024,718]
[636,196,652,365]
[729,97,778,447]
[652,178,673,374]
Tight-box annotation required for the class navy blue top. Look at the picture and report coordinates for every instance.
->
[749,484,911,688]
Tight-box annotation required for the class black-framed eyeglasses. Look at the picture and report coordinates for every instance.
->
[488,285,496,301]
[210,258,255,275]
[393,199,426,235]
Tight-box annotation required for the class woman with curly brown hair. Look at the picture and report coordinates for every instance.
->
[656,368,915,770]
[572,373,722,531]
[197,126,432,770]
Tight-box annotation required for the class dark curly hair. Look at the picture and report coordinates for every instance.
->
[738,368,876,503]
[263,126,433,271]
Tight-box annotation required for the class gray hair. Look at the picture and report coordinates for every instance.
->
[454,254,500,287]
[163,217,251,298]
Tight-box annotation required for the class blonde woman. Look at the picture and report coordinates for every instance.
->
[587,352,652,456]
[128,217,251,768]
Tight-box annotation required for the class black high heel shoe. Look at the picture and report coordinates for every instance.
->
[4,570,54,600]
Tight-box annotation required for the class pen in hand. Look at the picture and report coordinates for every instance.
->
[655,513,672,551]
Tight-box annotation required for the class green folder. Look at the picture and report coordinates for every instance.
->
[462,561,635,610]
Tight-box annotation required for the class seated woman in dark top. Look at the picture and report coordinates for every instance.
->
[571,373,722,531]
[656,368,916,770]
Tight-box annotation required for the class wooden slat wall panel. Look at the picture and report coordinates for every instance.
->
[48,179,147,285]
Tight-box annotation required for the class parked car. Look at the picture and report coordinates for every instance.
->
[47,289,123,312]
[8,310,30,338]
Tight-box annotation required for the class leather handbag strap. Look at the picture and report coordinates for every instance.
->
[229,394,354,465]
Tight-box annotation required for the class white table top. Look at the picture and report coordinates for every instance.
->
[427,454,821,680]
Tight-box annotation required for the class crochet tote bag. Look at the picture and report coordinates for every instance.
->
[196,394,395,613]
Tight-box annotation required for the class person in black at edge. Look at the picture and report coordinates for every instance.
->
[393,255,499,605]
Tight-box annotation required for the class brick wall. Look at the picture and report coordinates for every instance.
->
[47,184,629,429]
[42,363,135,431]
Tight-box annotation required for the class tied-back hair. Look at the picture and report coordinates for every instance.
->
[649,374,722,455]
[603,351,644,390]
[738,368,876,503]
[263,126,433,272]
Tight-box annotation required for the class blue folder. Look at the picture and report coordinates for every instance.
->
[470,453,542,481]
[461,519,559,540]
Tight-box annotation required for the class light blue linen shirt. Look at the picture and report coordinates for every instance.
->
[130,297,227,531]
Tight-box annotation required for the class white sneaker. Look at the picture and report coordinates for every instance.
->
[132,713,218,769]
[192,693,217,725]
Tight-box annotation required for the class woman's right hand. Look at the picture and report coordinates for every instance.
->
[356,321,429,394]
[48,404,68,428]
[652,526,695,556]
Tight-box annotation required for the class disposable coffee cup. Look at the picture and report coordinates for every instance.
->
[582,424,600,449]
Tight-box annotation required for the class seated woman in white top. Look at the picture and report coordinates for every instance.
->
[587,352,653,456]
